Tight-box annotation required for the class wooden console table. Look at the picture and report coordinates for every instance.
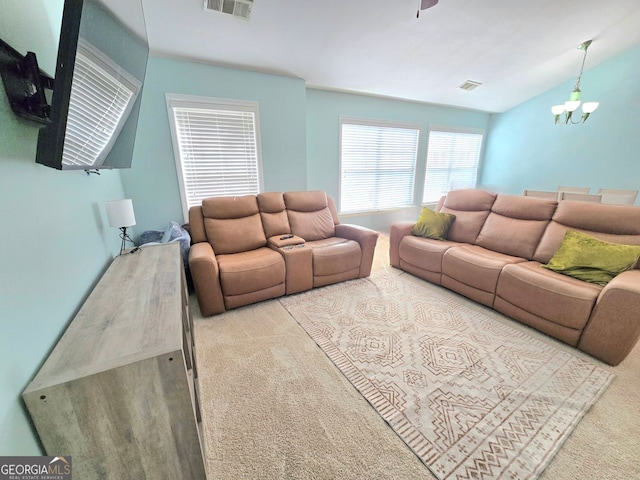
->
[23,243,207,479]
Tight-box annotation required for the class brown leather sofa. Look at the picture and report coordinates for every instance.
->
[390,189,640,365]
[189,190,379,316]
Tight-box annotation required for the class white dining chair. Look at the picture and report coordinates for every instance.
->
[558,192,602,203]
[597,189,638,205]
[524,190,558,200]
[557,186,590,194]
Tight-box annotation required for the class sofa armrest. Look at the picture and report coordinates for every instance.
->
[389,222,415,268]
[335,224,379,277]
[578,269,640,365]
[189,242,225,316]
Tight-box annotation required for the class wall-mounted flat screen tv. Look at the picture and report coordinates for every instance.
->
[36,0,148,171]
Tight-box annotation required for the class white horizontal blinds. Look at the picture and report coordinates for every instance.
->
[340,121,419,214]
[62,40,140,168]
[169,99,260,212]
[423,129,483,203]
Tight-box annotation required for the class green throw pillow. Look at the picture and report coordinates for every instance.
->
[543,230,640,285]
[411,208,456,241]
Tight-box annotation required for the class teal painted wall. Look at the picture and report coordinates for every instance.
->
[481,43,640,201]
[4,0,638,455]
[121,57,308,234]
[306,89,490,232]
[1,0,127,454]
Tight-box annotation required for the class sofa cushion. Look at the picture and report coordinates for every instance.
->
[257,192,291,238]
[543,230,640,285]
[204,215,266,255]
[411,208,455,240]
[399,236,460,274]
[475,194,556,259]
[284,190,328,212]
[552,200,640,234]
[533,201,640,263]
[285,191,336,240]
[496,261,601,331]
[202,195,258,219]
[438,189,496,243]
[442,245,525,295]
[307,238,361,276]
[441,189,496,211]
[217,247,285,296]
[257,192,285,213]
[202,196,266,255]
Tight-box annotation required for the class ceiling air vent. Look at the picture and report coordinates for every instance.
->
[458,80,482,92]
[204,0,253,20]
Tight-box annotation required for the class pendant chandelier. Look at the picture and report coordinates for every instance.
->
[551,40,599,124]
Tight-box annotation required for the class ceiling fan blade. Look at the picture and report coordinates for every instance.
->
[420,0,439,9]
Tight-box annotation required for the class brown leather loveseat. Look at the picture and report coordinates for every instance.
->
[189,190,379,316]
[390,189,640,366]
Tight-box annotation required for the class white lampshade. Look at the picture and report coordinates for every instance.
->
[106,199,136,228]
[551,105,566,115]
[564,100,581,112]
[582,102,599,113]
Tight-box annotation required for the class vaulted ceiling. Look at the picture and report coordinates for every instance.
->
[109,0,640,113]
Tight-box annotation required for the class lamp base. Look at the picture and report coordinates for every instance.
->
[118,227,136,255]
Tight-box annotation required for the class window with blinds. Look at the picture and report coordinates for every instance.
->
[422,128,484,204]
[340,119,420,214]
[62,39,141,168]
[166,94,262,219]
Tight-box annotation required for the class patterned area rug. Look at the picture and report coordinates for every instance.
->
[279,273,614,480]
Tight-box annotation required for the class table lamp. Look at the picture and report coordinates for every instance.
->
[105,199,136,255]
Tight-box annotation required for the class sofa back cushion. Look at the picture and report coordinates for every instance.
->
[201,195,266,254]
[476,194,557,259]
[533,201,640,264]
[437,189,497,243]
[257,192,291,238]
[284,191,336,241]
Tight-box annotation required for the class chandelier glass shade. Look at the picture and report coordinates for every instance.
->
[551,40,599,125]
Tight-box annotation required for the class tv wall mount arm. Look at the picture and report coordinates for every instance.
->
[0,38,54,124]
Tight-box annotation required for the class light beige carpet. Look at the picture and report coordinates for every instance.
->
[279,274,613,479]
[192,237,640,479]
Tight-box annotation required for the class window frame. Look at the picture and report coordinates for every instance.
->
[166,93,264,221]
[338,116,421,215]
[421,126,485,205]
